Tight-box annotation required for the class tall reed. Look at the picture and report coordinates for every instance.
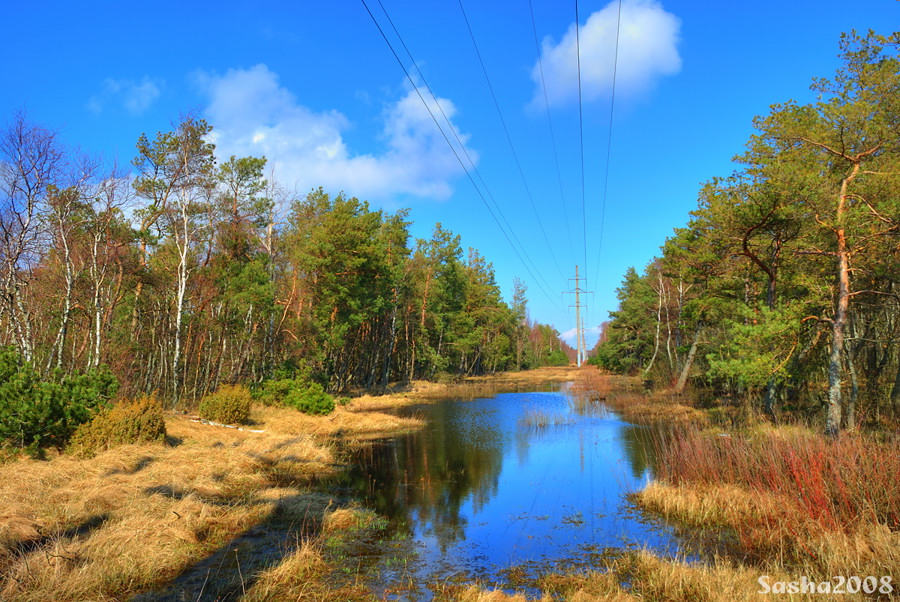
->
[653,428,900,532]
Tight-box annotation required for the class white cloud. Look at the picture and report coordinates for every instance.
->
[196,64,474,202]
[88,76,162,115]
[531,0,681,108]
[560,325,602,347]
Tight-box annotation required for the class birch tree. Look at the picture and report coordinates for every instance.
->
[133,117,215,402]
[85,169,135,370]
[0,113,63,363]
[44,152,101,372]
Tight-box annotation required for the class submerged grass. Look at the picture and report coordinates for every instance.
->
[570,366,709,425]
[519,408,574,429]
[442,549,797,602]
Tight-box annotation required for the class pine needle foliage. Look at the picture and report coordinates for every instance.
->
[0,347,118,452]
[255,377,336,416]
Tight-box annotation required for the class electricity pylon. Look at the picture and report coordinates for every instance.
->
[565,265,592,367]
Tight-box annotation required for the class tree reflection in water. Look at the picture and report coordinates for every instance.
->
[328,390,680,589]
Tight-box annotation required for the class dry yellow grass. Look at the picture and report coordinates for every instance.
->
[635,480,900,582]
[241,538,329,601]
[18,366,863,601]
[243,505,391,601]
[409,365,579,402]
[448,586,541,602]
[3,465,258,599]
[604,551,793,602]
[604,391,710,424]
[0,403,369,601]
[253,399,423,441]
[0,368,578,600]
[636,481,784,529]
[465,365,579,388]
[322,506,382,533]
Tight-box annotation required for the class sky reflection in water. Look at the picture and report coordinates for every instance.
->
[337,387,681,590]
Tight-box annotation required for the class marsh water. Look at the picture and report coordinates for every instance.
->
[329,384,683,597]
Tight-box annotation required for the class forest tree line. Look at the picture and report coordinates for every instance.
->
[592,31,900,434]
[0,113,572,406]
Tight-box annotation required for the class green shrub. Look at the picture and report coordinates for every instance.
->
[254,378,295,406]
[284,381,335,416]
[68,395,167,457]
[199,384,252,424]
[0,347,119,452]
[254,375,338,416]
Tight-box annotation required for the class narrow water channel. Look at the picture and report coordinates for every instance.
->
[327,385,684,597]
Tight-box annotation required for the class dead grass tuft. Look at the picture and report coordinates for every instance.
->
[636,481,781,530]
[241,539,327,601]
[322,506,384,534]
[449,585,539,602]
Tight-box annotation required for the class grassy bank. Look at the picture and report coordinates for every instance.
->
[637,427,900,579]
[0,366,575,601]
[0,389,425,601]
[404,365,577,403]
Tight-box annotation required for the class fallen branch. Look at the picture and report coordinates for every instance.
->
[187,417,265,433]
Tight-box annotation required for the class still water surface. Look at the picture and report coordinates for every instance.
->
[332,385,682,594]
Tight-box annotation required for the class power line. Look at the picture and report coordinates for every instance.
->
[360,0,566,313]
[372,0,562,308]
[574,0,588,285]
[590,0,623,327]
[527,0,577,270]
[456,0,567,285]
[372,0,556,302]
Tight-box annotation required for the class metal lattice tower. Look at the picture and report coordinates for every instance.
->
[566,265,592,367]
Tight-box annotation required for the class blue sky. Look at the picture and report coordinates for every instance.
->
[3,0,897,348]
